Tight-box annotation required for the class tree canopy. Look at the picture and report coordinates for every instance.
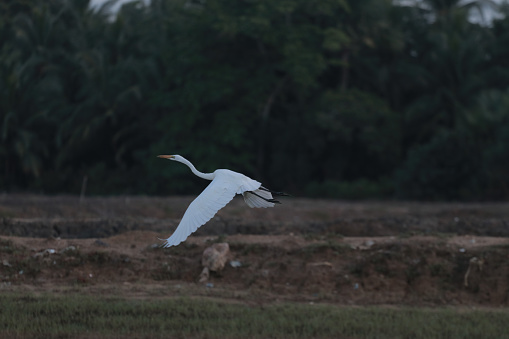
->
[1,0,508,200]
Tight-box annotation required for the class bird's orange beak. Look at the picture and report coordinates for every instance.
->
[157,155,175,159]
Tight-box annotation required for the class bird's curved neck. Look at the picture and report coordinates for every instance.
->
[178,157,214,180]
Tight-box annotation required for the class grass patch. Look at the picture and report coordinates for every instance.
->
[0,238,24,254]
[398,231,455,239]
[489,243,509,250]
[303,232,344,241]
[1,293,508,338]
[0,209,17,218]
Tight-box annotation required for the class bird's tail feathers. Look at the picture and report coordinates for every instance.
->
[243,189,277,208]
[260,186,291,197]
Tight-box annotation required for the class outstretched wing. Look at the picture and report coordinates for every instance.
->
[162,173,238,247]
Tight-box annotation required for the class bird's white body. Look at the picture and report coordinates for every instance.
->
[158,155,280,247]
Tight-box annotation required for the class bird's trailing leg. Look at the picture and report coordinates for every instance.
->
[246,190,281,204]
[260,186,291,197]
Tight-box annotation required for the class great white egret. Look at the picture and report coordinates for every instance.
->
[158,155,288,247]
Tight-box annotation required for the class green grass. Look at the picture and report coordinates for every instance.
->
[1,293,509,339]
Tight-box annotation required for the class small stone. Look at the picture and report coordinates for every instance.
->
[365,240,375,248]
[229,260,242,268]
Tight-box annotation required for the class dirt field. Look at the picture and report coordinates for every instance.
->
[1,194,509,306]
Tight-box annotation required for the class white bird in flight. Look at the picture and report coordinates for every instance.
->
[158,155,289,247]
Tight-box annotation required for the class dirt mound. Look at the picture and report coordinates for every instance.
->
[1,195,509,306]
[2,232,509,306]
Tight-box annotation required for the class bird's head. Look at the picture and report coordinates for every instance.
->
[157,154,178,161]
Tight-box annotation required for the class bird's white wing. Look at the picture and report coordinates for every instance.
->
[162,173,238,247]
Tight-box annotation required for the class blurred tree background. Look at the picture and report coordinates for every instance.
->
[1,0,508,200]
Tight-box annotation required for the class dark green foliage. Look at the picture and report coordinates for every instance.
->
[305,178,393,200]
[314,89,401,182]
[1,0,508,199]
[395,131,483,200]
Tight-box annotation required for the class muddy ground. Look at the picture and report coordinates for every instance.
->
[1,194,509,306]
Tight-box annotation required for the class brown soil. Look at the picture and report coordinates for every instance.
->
[1,195,509,306]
